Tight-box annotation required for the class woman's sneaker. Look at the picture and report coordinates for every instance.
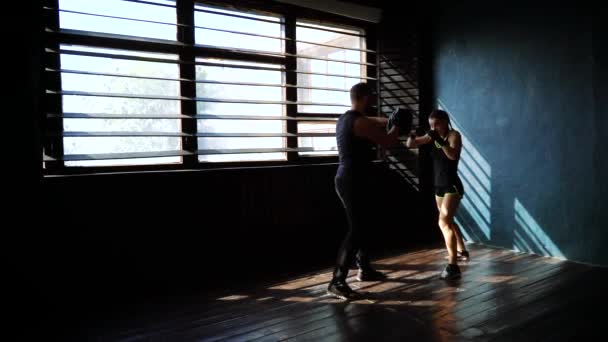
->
[458,250,470,261]
[445,250,470,261]
[440,264,462,280]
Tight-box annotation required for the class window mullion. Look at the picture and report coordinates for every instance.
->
[366,26,381,160]
[285,15,298,161]
[43,0,65,171]
[177,0,198,167]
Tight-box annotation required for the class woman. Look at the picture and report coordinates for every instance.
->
[407,109,469,280]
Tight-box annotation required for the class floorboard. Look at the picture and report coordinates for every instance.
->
[86,244,608,341]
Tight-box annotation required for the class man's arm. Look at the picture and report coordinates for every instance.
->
[353,116,400,146]
[367,116,389,128]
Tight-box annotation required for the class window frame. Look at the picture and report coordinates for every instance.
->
[41,0,379,175]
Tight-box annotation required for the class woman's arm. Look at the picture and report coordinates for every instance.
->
[440,131,462,160]
[406,133,432,148]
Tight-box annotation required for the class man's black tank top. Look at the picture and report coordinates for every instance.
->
[336,110,375,178]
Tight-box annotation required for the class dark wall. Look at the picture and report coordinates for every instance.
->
[433,1,608,265]
[27,164,431,332]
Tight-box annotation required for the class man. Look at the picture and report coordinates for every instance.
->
[327,82,412,300]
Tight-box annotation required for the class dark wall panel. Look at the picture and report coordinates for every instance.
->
[29,164,432,321]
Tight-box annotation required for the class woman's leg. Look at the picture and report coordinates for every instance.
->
[435,195,444,213]
[453,223,467,253]
[439,194,461,265]
[436,195,457,265]
[451,182,467,255]
[438,196,467,261]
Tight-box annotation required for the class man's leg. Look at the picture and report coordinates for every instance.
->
[354,191,386,282]
[332,188,368,280]
[328,178,367,299]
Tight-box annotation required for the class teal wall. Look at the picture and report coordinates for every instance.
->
[433,2,608,265]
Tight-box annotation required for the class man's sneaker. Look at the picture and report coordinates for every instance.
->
[357,268,388,282]
[440,264,462,280]
[327,281,363,300]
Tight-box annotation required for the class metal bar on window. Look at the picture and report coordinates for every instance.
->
[56,131,334,138]
[46,11,374,54]
[296,23,364,37]
[381,99,418,106]
[46,148,327,162]
[122,0,177,9]
[380,84,418,92]
[48,90,350,106]
[197,147,313,155]
[47,113,340,122]
[294,54,375,66]
[46,7,182,27]
[197,132,294,137]
[47,42,375,70]
[48,30,286,64]
[380,59,418,84]
[192,26,375,53]
[48,47,183,64]
[193,7,283,25]
[381,95,417,100]
[60,131,189,137]
[296,40,374,53]
[46,150,192,161]
[196,61,376,83]
[48,112,189,119]
[46,68,349,93]
[49,69,357,92]
[296,112,342,118]
[381,71,419,104]
[48,28,187,49]
[49,112,339,121]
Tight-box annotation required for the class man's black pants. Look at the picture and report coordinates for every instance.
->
[332,175,374,283]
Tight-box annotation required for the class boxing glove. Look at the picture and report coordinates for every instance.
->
[428,130,448,146]
[388,108,413,133]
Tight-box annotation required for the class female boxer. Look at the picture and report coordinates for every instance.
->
[407,109,468,280]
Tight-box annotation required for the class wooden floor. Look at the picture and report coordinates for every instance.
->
[90,244,608,341]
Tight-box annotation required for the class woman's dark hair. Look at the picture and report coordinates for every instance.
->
[350,82,373,102]
[429,109,452,129]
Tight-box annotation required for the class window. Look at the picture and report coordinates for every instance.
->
[43,0,374,171]
[58,0,177,40]
[59,46,182,166]
[195,59,286,162]
[194,5,284,53]
[295,21,367,155]
[297,121,337,156]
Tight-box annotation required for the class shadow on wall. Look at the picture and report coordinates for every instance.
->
[437,99,564,259]
[514,198,564,258]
